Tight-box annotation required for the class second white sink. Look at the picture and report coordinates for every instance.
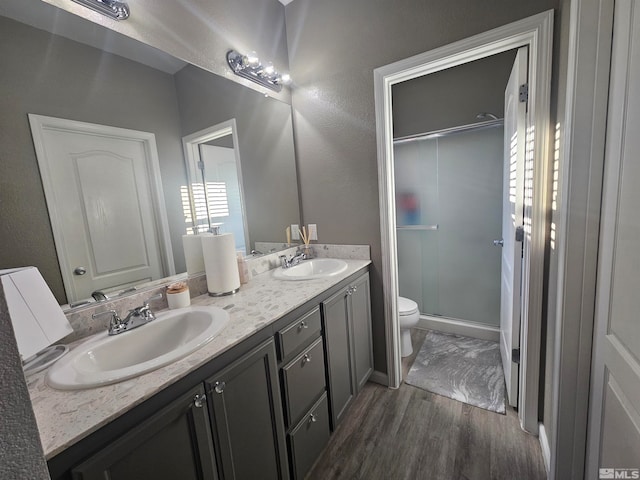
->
[46,306,229,390]
[273,258,348,280]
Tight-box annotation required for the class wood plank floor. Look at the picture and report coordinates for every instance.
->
[307,329,547,480]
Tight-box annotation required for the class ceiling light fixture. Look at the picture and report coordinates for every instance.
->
[226,50,292,92]
[71,0,130,20]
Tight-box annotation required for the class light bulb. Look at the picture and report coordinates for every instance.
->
[246,51,259,67]
[280,73,292,85]
[263,62,275,75]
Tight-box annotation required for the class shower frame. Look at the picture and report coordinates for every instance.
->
[394,119,505,328]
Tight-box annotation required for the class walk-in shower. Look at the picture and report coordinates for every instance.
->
[394,119,504,327]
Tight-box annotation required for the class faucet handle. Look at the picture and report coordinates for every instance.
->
[143,292,163,307]
[92,309,124,333]
[92,309,119,322]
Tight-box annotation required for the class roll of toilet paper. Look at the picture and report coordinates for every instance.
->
[201,233,240,295]
[182,234,208,275]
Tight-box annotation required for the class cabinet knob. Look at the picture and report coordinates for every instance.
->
[73,266,87,276]
[352,285,358,293]
[347,287,353,296]
[193,393,207,408]
[299,321,308,330]
[309,413,317,424]
[303,354,311,364]
[214,381,226,394]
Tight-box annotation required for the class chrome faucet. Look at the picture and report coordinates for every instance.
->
[279,251,307,269]
[92,293,162,335]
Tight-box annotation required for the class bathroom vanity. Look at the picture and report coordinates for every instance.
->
[31,260,372,480]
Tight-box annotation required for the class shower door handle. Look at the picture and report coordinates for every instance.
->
[493,239,504,247]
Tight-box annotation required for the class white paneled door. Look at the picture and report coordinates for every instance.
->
[499,46,527,408]
[587,0,640,477]
[29,115,171,303]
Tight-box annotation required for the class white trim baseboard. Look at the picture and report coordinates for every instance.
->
[539,422,551,474]
[368,370,389,387]
[417,315,500,342]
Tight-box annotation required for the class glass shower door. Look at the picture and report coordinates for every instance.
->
[395,125,503,326]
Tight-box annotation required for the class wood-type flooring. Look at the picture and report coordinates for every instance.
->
[307,329,547,480]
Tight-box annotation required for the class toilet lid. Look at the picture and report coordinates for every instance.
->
[398,297,419,315]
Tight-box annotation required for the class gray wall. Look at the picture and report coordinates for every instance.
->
[285,0,560,376]
[392,50,516,137]
[174,65,300,248]
[0,16,186,304]
[0,283,50,479]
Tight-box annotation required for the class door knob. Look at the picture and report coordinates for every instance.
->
[74,266,87,275]
[193,393,206,408]
[493,239,504,247]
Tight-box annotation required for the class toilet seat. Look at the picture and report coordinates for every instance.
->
[398,296,419,316]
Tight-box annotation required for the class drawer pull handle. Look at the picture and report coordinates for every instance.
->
[303,354,311,364]
[299,321,308,330]
[309,413,317,423]
[193,393,207,408]
[214,381,226,394]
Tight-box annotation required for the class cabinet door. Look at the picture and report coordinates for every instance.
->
[206,339,289,480]
[350,273,373,392]
[72,385,217,480]
[322,288,355,430]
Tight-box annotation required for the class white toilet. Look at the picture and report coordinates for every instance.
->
[398,296,420,357]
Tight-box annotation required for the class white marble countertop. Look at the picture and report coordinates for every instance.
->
[27,259,370,460]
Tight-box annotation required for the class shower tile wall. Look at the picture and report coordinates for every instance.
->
[395,127,503,326]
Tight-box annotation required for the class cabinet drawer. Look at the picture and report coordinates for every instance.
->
[282,337,326,426]
[278,307,322,359]
[288,393,330,480]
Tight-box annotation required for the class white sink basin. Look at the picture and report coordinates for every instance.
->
[273,258,348,280]
[46,306,230,390]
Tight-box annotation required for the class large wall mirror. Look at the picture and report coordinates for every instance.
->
[0,0,301,307]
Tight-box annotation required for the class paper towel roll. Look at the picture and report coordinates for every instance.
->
[201,233,240,295]
[182,234,207,275]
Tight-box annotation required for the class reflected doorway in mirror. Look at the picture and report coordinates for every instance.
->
[182,119,249,253]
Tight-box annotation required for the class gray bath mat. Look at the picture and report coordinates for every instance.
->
[406,331,506,414]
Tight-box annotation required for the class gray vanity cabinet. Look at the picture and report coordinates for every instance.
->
[71,385,218,480]
[276,307,331,480]
[50,266,372,480]
[205,338,289,480]
[322,272,373,429]
[350,273,374,391]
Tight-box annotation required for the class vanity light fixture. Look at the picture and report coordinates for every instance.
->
[71,0,130,20]
[226,50,292,92]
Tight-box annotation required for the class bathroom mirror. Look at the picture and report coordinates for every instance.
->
[0,0,300,307]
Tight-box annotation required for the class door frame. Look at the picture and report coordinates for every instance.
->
[28,114,175,301]
[548,0,614,478]
[373,10,554,433]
